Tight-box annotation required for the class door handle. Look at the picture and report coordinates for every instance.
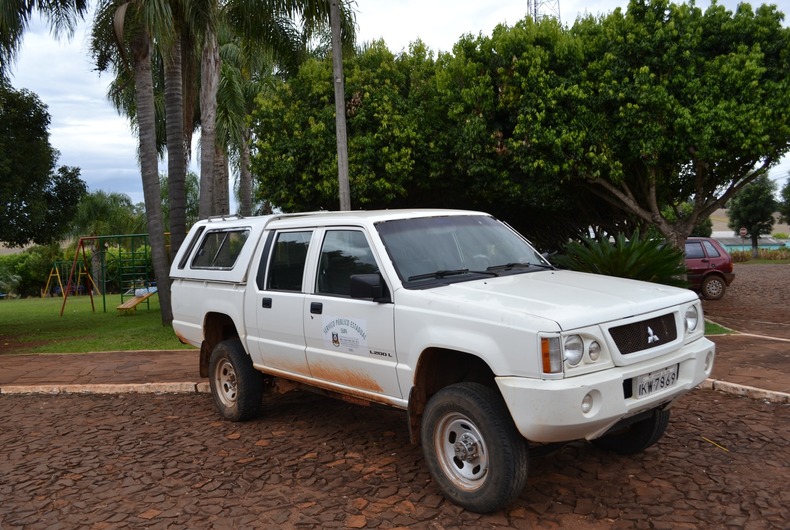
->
[310,302,323,315]
[262,297,272,309]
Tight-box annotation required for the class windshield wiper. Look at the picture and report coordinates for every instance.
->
[487,262,554,272]
[408,269,499,281]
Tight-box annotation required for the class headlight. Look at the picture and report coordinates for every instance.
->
[564,335,584,366]
[685,305,699,333]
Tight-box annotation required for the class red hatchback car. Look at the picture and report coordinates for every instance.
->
[684,237,735,300]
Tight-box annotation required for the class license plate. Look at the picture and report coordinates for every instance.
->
[635,364,679,398]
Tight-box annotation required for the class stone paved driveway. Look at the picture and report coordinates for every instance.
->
[1,388,788,529]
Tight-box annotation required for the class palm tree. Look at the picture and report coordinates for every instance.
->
[197,0,357,218]
[0,0,88,79]
[163,5,189,258]
[329,0,350,210]
[71,190,146,293]
[215,23,279,216]
[90,0,175,324]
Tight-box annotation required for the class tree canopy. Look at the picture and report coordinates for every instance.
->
[0,81,86,247]
[249,0,790,249]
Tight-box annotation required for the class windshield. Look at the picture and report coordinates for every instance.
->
[375,214,550,288]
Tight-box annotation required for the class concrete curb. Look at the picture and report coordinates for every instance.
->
[0,382,210,395]
[700,378,790,404]
[1,380,787,404]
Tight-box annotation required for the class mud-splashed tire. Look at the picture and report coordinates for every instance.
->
[421,382,529,513]
[208,339,263,422]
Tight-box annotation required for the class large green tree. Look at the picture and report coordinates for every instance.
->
[250,41,432,211]
[727,174,777,257]
[555,0,790,248]
[249,36,636,248]
[250,1,790,250]
[0,81,87,247]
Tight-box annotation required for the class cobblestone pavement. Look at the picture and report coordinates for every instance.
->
[1,388,788,529]
[701,264,790,340]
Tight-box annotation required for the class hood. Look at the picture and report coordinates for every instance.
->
[427,270,696,331]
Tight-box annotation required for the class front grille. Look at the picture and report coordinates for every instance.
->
[609,313,677,355]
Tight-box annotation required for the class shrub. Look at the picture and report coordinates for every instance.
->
[0,245,64,297]
[731,248,790,262]
[772,232,788,239]
[552,231,688,287]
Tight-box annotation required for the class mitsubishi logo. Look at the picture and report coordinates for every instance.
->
[647,326,660,344]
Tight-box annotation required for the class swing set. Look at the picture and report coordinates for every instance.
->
[52,233,157,316]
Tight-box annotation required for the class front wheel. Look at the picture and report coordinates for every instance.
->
[421,383,528,513]
[208,339,263,421]
[591,408,670,455]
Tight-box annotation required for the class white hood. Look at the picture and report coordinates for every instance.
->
[426,270,696,331]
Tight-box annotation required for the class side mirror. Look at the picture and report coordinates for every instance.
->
[349,273,391,303]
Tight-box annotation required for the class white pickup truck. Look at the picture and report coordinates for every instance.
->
[170,209,715,513]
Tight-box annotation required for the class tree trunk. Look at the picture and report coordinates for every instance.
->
[330,0,350,211]
[199,27,220,219]
[164,37,187,259]
[133,30,172,324]
[239,128,252,216]
[213,143,229,215]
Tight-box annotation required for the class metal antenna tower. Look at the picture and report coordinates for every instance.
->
[527,0,561,24]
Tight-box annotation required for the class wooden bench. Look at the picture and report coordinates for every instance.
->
[116,292,155,315]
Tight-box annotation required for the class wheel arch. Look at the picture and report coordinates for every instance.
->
[407,347,497,445]
[200,312,241,377]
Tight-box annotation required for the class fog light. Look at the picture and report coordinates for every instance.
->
[581,393,594,414]
[706,351,714,372]
[589,341,601,361]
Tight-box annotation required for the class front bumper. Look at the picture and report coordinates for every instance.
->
[496,337,715,443]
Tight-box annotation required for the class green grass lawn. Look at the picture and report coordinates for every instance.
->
[0,295,195,355]
[705,320,733,335]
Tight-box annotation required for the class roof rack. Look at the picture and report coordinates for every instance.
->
[206,214,244,222]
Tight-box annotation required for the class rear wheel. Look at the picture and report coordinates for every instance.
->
[421,382,528,513]
[209,339,263,421]
[592,408,670,455]
[701,275,726,300]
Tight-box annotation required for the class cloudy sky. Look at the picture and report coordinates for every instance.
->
[8,0,789,207]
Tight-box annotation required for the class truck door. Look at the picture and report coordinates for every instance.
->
[302,228,401,399]
[248,230,312,376]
